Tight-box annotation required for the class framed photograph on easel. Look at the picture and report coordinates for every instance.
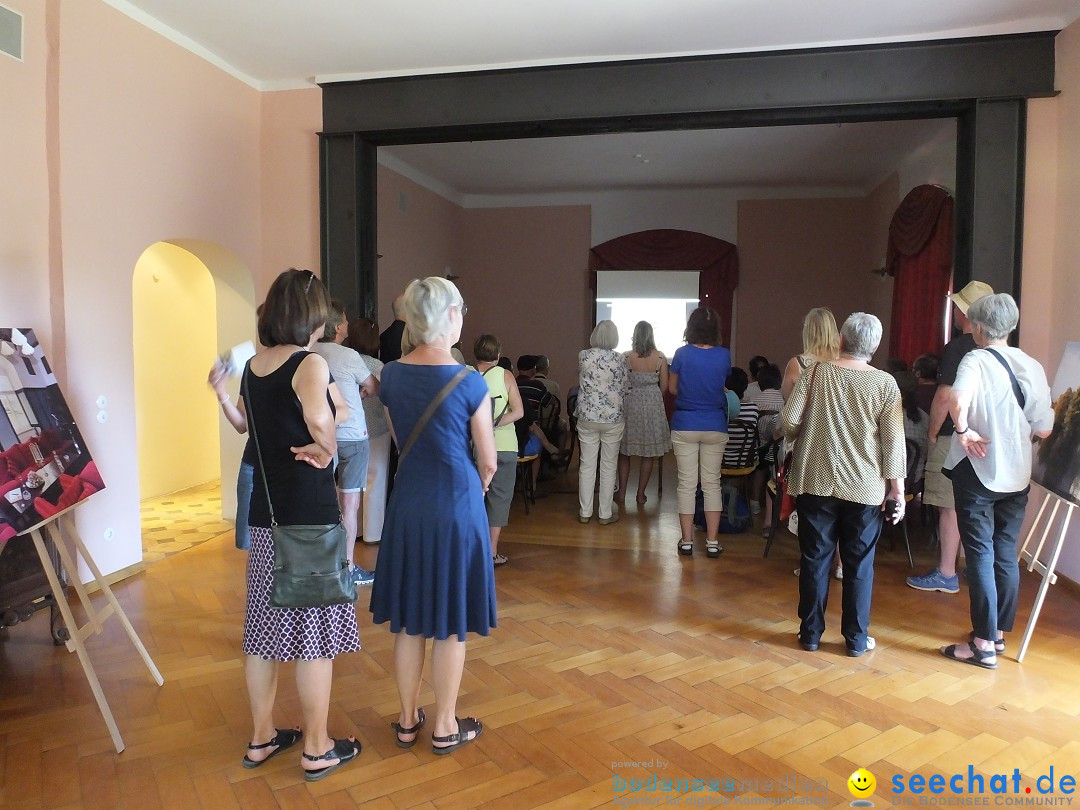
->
[0,327,105,545]
[1015,341,1080,661]
[1031,341,1080,506]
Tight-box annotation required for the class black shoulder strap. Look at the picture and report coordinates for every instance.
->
[398,368,470,464]
[983,348,1026,409]
[481,365,511,425]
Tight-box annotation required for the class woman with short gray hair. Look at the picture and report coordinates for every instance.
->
[576,320,628,524]
[840,312,883,360]
[939,293,1053,669]
[781,312,906,657]
[371,276,498,755]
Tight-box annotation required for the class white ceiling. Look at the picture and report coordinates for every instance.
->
[379,119,957,199]
[106,0,1080,196]
[109,0,1080,89]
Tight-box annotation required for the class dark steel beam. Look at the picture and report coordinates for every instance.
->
[319,134,377,320]
[320,33,1056,327]
[322,33,1056,135]
[971,99,1027,304]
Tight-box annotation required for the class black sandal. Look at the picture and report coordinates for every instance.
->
[969,631,1005,654]
[941,641,997,670]
[431,716,483,755]
[390,708,426,748]
[706,540,723,559]
[302,737,361,782]
[678,540,693,556]
[241,727,302,769]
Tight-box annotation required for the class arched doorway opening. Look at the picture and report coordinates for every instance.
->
[132,240,256,562]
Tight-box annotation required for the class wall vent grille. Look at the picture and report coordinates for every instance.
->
[0,3,22,61]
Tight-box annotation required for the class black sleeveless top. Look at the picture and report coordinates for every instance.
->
[245,352,339,527]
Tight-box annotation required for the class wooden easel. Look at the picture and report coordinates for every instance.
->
[22,507,164,753]
[1016,487,1076,662]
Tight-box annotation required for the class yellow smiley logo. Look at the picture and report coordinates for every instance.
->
[848,768,877,798]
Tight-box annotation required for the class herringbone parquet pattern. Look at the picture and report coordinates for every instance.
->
[2,474,1079,809]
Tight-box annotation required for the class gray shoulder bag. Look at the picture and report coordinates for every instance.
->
[244,364,356,609]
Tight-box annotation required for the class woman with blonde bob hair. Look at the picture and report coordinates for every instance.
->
[576,320,628,524]
[370,276,498,756]
[781,307,841,400]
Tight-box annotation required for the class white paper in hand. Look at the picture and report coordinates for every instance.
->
[221,341,256,377]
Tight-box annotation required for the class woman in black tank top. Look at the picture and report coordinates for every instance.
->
[238,269,363,782]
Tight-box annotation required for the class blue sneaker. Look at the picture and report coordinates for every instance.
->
[906,568,959,593]
[351,567,375,587]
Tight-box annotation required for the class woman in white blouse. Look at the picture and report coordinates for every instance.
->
[939,293,1053,669]
[576,321,628,524]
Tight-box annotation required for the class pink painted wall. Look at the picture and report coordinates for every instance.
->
[1019,19,1080,585]
[55,1,262,574]
[0,0,53,349]
[457,206,592,388]
[261,88,323,295]
[374,168,592,385]
[376,165,462,329]
[863,173,901,347]
[735,190,897,372]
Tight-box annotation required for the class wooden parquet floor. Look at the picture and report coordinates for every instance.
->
[3,470,1080,809]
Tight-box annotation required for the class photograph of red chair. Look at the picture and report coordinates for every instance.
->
[0,328,104,546]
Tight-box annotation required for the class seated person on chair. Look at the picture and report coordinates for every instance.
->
[533,355,562,405]
[722,368,759,469]
[516,355,562,463]
[747,363,785,513]
[743,355,769,402]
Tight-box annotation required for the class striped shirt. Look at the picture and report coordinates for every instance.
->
[781,362,906,506]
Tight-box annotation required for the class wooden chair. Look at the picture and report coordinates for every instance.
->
[564,388,579,468]
[515,453,539,514]
[719,418,759,523]
[762,438,785,557]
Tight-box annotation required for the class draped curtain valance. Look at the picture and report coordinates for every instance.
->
[886,184,952,274]
[886,185,955,364]
[588,229,739,346]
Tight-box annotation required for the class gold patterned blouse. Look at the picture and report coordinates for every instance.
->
[780,362,906,506]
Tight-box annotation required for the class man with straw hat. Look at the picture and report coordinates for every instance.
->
[907,280,994,595]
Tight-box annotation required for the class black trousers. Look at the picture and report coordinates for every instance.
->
[796,494,883,653]
[950,458,1027,641]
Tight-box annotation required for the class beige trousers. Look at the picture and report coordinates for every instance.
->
[671,430,729,514]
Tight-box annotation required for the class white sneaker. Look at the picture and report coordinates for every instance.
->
[848,636,876,657]
[834,564,843,580]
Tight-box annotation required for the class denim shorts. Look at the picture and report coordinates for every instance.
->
[335,440,370,493]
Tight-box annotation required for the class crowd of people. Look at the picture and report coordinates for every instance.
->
[211,269,1053,780]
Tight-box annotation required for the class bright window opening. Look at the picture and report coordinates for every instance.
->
[596,271,699,358]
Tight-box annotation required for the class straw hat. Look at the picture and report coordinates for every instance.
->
[948,280,994,315]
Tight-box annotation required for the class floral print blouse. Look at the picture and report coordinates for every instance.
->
[576,348,628,423]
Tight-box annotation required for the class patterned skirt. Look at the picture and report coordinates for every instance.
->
[242,526,361,661]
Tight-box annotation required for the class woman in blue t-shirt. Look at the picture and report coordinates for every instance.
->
[668,307,732,558]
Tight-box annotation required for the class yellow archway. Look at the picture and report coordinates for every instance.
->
[131,241,256,516]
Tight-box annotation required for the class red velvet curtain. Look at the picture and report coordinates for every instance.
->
[588,229,739,346]
[887,186,954,365]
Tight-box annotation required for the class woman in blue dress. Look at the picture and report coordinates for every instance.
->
[370,277,498,755]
